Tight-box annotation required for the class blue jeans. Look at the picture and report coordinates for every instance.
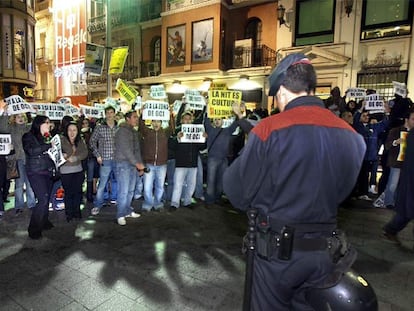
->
[87,157,99,182]
[142,164,167,211]
[115,161,137,218]
[205,157,228,204]
[94,160,116,208]
[171,167,197,208]
[384,167,400,206]
[134,171,143,199]
[194,155,204,198]
[14,159,36,209]
[103,170,117,201]
[164,159,176,202]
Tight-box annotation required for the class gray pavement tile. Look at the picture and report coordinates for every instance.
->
[7,283,73,311]
[93,293,136,311]
[0,295,26,311]
[39,264,90,292]
[60,278,117,310]
[58,301,89,311]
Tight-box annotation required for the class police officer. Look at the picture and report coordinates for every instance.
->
[223,53,367,310]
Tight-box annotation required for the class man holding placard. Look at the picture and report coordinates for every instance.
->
[170,111,206,210]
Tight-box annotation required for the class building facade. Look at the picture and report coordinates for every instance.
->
[0,0,37,100]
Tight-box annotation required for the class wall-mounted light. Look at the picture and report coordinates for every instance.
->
[239,75,249,81]
[169,80,187,93]
[199,78,212,92]
[277,4,291,29]
[344,0,354,17]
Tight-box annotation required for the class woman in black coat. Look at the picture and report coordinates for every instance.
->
[22,115,55,239]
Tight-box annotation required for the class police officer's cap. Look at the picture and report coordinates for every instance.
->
[268,53,311,96]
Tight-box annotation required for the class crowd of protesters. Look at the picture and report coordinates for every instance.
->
[0,88,413,240]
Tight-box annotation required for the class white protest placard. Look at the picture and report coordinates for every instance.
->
[65,104,81,117]
[5,95,35,115]
[104,97,120,111]
[134,96,142,110]
[142,101,170,121]
[80,104,105,119]
[393,81,407,98]
[180,124,206,143]
[150,85,167,99]
[365,94,385,113]
[31,103,66,120]
[0,134,12,155]
[172,100,182,116]
[94,103,106,110]
[185,89,205,110]
[47,135,66,167]
[346,88,366,99]
[57,97,72,105]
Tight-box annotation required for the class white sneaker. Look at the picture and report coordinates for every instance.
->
[373,192,385,208]
[126,212,141,218]
[91,207,100,215]
[358,195,372,201]
[368,185,378,195]
[117,217,126,226]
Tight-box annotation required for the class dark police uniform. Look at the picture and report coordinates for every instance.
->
[223,96,366,310]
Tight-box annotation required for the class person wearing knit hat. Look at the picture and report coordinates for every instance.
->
[223,53,374,310]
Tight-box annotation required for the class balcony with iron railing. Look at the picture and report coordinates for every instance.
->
[34,88,51,101]
[35,47,52,63]
[140,61,160,78]
[232,44,277,69]
[86,66,139,85]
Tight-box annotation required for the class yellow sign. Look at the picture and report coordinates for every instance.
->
[208,90,242,118]
[115,78,139,105]
[209,83,227,90]
[397,131,408,161]
[109,46,129,74]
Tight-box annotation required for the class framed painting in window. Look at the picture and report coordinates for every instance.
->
[167,24,185,66]
[192,19,213,63]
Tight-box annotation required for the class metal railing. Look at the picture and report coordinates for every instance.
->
[86,66,139,85]
[232,44,276,69]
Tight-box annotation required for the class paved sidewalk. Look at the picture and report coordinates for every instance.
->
[0,198,413,310]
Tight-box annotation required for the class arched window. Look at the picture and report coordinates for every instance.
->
[245,17,262,48]
[151,36,161,62]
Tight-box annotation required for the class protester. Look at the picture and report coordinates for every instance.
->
[382,126,414,244]
[22,116,55,239]
[223,53,366,310]
[60,121,88,222]
[170,111,206,210]
[139,107,173,212]
[114,111,145,225]
[90,106,118,216]
[0,112,36,214]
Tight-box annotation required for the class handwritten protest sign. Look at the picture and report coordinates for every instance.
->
[134,96,142,110]
[80,104,104,119]
[393,81,407,98]
[210,83,227,90]
[116,78,139,105]
[142,101,170,121]
[150,85,167,100]
[0,134,12,155]
[65,104,81,116]
[346,88,366,99]
[180,124,205,143]
[31,103,66,120]
[172,100,182,116]
[5,95,35,115]
[364,94,385,114]
[208,90,242,118]
[47,135,66,167]
[185,89,205,111]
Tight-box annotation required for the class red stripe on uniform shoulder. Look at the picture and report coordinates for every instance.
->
[253,106,356,141]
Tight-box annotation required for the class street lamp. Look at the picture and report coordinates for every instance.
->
[106,0,112,97]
